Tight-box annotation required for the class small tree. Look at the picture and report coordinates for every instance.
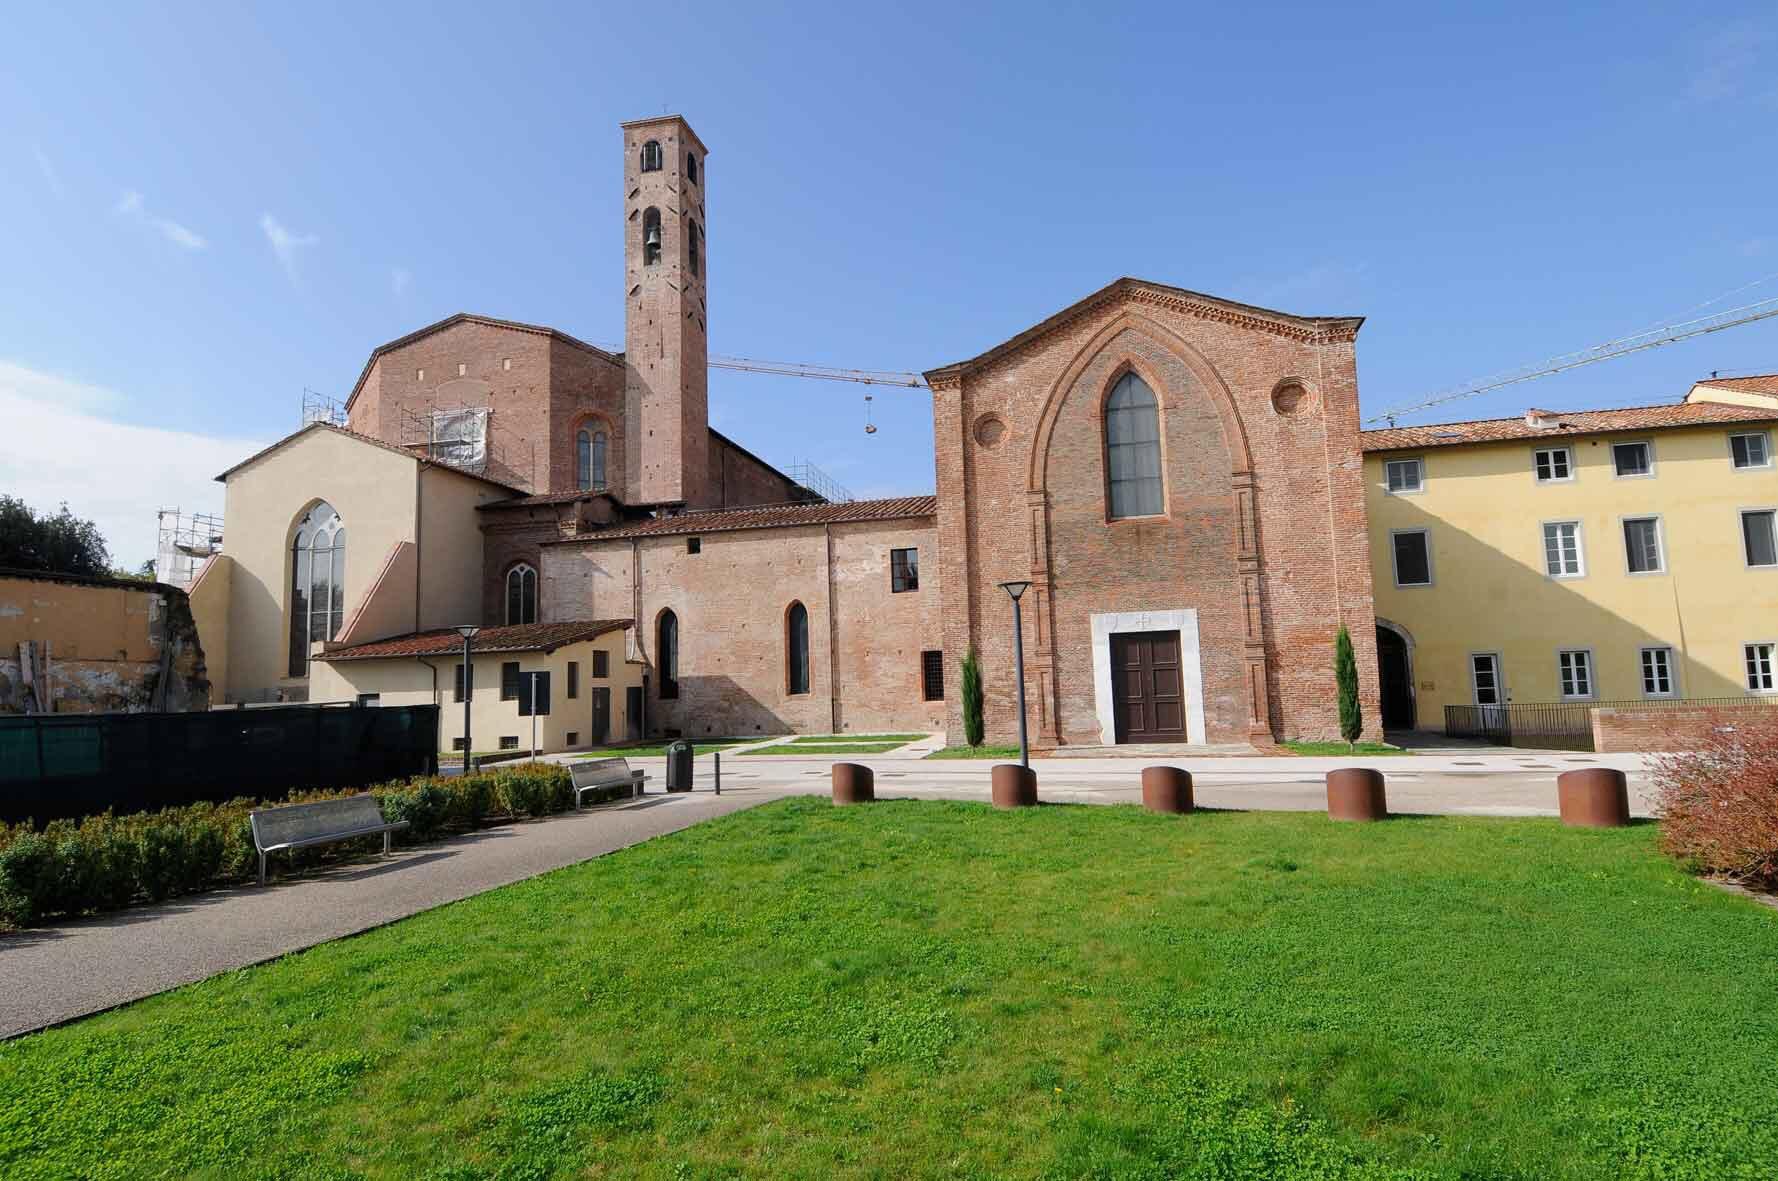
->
[1335,624,1362,749]
[961,648,985,747]
[0,496,111,577]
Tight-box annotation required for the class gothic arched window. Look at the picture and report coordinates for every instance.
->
[289,501,345,677]
[1105,372,1165,519]
[506,563,537,626]
[642,207,662,266]
[576,428,608,491]
[658,609,679,699]
[640,140,662,172]
[786,602,809,695]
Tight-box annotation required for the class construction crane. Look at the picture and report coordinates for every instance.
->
[710,353,926,387]
[1366,293,1778,426]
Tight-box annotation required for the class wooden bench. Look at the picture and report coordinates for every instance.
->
[571,758,647,808]
[249,794,410,885]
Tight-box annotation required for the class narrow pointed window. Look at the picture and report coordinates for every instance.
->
[576,430,592,490]
[689,220,701,277]
[640,139,662,172]
[658,610,679,699]
[288,501,344,677]
[591,431,607,488]
[642,207,662,266]
[786,602,810,695]
[506,563,537,625]
[1105,372,1165,518]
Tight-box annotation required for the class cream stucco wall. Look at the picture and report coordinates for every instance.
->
[217,426,509,704]
[1687,382,1778,411]
[1367,421,1778,726]
[309,630,640,754]
[186,555,232,696]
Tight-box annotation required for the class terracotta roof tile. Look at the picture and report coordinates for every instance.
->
[316,619,631,661]
[1361,400,1778,452]
[1693,374,1778,397]
[345,313,621,411]
[213,421,524,492]
[546,495,938,545]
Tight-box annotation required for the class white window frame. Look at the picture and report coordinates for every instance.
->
[1740,507,1778,570]
[1540,519,1586,579]
[1389,527,1434,587]
[1745,642,1778,693]
[1556,648,1595,701]
[1384,456,1425,495]
[1611,438,1655,479]
[1620,514,1666,576]
[1532,445,1574,484]
[1469,652,1505,707]
[1729,430,1772,471]
[1639,646,1676,698]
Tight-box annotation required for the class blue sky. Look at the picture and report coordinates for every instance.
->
[4,2,1776,565]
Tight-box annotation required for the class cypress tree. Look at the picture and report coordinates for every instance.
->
[961,649,985,747]
[1335,624,1362,748]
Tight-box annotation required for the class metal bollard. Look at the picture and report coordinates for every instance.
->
[1326,767,1388,821]
[714,751,721,795]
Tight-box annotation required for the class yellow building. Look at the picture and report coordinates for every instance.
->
[1362,377,1778,730]
[309,620,641,755]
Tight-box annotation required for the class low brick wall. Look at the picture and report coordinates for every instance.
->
[1590,705,1771,753]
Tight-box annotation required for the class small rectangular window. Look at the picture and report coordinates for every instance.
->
[593,650,610,678]
[452,737,468,752]
[567,661,580,699]
[1622,517,1664,574]
[921,650,944,701]
[500,661,521,701]
[1470,653,1502,706]
[1640,647,1674,697]
[1557,649,1593,699]
[1742,510,1777,567]
[1746,643,1777,692]
[687,537,702,554]
[453,663,475,703]
[416,368,425,382]
[518,671,550,717]
[356,693,380,707]
[1385,457,1424,493]
[1542,521,1584,578]
[566,731,579,746]
[1730,432,1771,470]
[499,736,519,750]
[891,548,919,593]
[1391,530,1432,586]
[1533,447,1572,482]
[1613,441,1653,477]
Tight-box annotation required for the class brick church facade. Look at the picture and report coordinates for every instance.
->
[198,113,1381,749]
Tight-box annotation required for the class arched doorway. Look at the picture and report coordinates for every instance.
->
[1375,622,1415,731]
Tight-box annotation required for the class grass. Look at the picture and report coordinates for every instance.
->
[924,743,1025,759]
[4,801,1776,1179]
[783,734,928,745]
[573,739,750,759]
[1280,740,1413,756]
[737,742,908,756]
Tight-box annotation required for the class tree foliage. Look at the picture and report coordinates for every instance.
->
[1335,624,1362,746]
[0,496,112,577]
[961,649,985,747]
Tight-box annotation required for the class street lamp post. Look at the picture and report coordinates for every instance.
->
[997,580,1032,769]
[454,625,479,772]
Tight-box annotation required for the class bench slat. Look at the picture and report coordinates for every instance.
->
[250,794,393,853]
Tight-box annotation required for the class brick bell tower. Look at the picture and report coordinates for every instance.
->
[622,115,710,508]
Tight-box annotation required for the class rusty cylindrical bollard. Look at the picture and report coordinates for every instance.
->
[1556,767,1630,828]
[1141,766,1194,814]
[1326,767,1388,821]
[990,763,1038,809]
[831,762,875,805]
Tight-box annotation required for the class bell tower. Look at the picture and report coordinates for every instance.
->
[622,115,710,507]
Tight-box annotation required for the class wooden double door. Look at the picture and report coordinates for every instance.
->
[1111,630,1187,743]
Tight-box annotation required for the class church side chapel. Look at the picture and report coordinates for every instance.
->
[194,114,1378,752]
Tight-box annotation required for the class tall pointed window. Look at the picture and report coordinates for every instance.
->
[1105,372,1164,519]
[640,140,662,172]
[689,220,701,277]
[786,602,810,695]
[288,501,345,677]
[576,429,608,490]
[506,563,537,625]
[658,610,679,699]
[642,207,662,266]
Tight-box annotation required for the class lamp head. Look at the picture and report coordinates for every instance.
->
[454,625,481,639]
[997,579,1032,602]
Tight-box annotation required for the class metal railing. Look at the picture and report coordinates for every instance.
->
[1444,695,1778,751]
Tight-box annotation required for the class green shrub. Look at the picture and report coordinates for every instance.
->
[961,649,984,747]
[1335,623,1361,747]
[380,782,451,841]
[0,830,62,925]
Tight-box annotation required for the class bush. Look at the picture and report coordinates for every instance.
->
[1651,710,1778,889]
[1334,624,1361,746]
[961,649,984,747]
[0,763,577,927]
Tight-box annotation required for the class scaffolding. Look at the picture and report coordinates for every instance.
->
[155,508,224,589]
[397,404,537,491]
[782,460,852,504]
[300,388,348,428]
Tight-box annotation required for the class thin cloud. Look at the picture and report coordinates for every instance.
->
[0,361,264,568]
[391,266,412,297]
[261,213,319,277]
[1683,20,1776,104]
[32,146,62,195]
[114,189,207,250]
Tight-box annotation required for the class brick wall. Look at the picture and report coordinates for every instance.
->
[708,431,802,508]
[931,282,1381,747]
[539,516,944,738]
[1591,704,1775,752]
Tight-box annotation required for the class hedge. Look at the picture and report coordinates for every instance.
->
[0,762,575,928]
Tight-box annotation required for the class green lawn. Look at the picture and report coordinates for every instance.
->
[782,733,929,745]
[574,739,750,759]
[737,741,908,756]
[1280,740,1413,756]
[3,801,1775,1179]
[924,743,1025,759]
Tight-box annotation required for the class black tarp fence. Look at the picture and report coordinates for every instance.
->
[0,704,439,824]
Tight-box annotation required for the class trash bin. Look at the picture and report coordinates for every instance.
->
[665,739,694,792]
